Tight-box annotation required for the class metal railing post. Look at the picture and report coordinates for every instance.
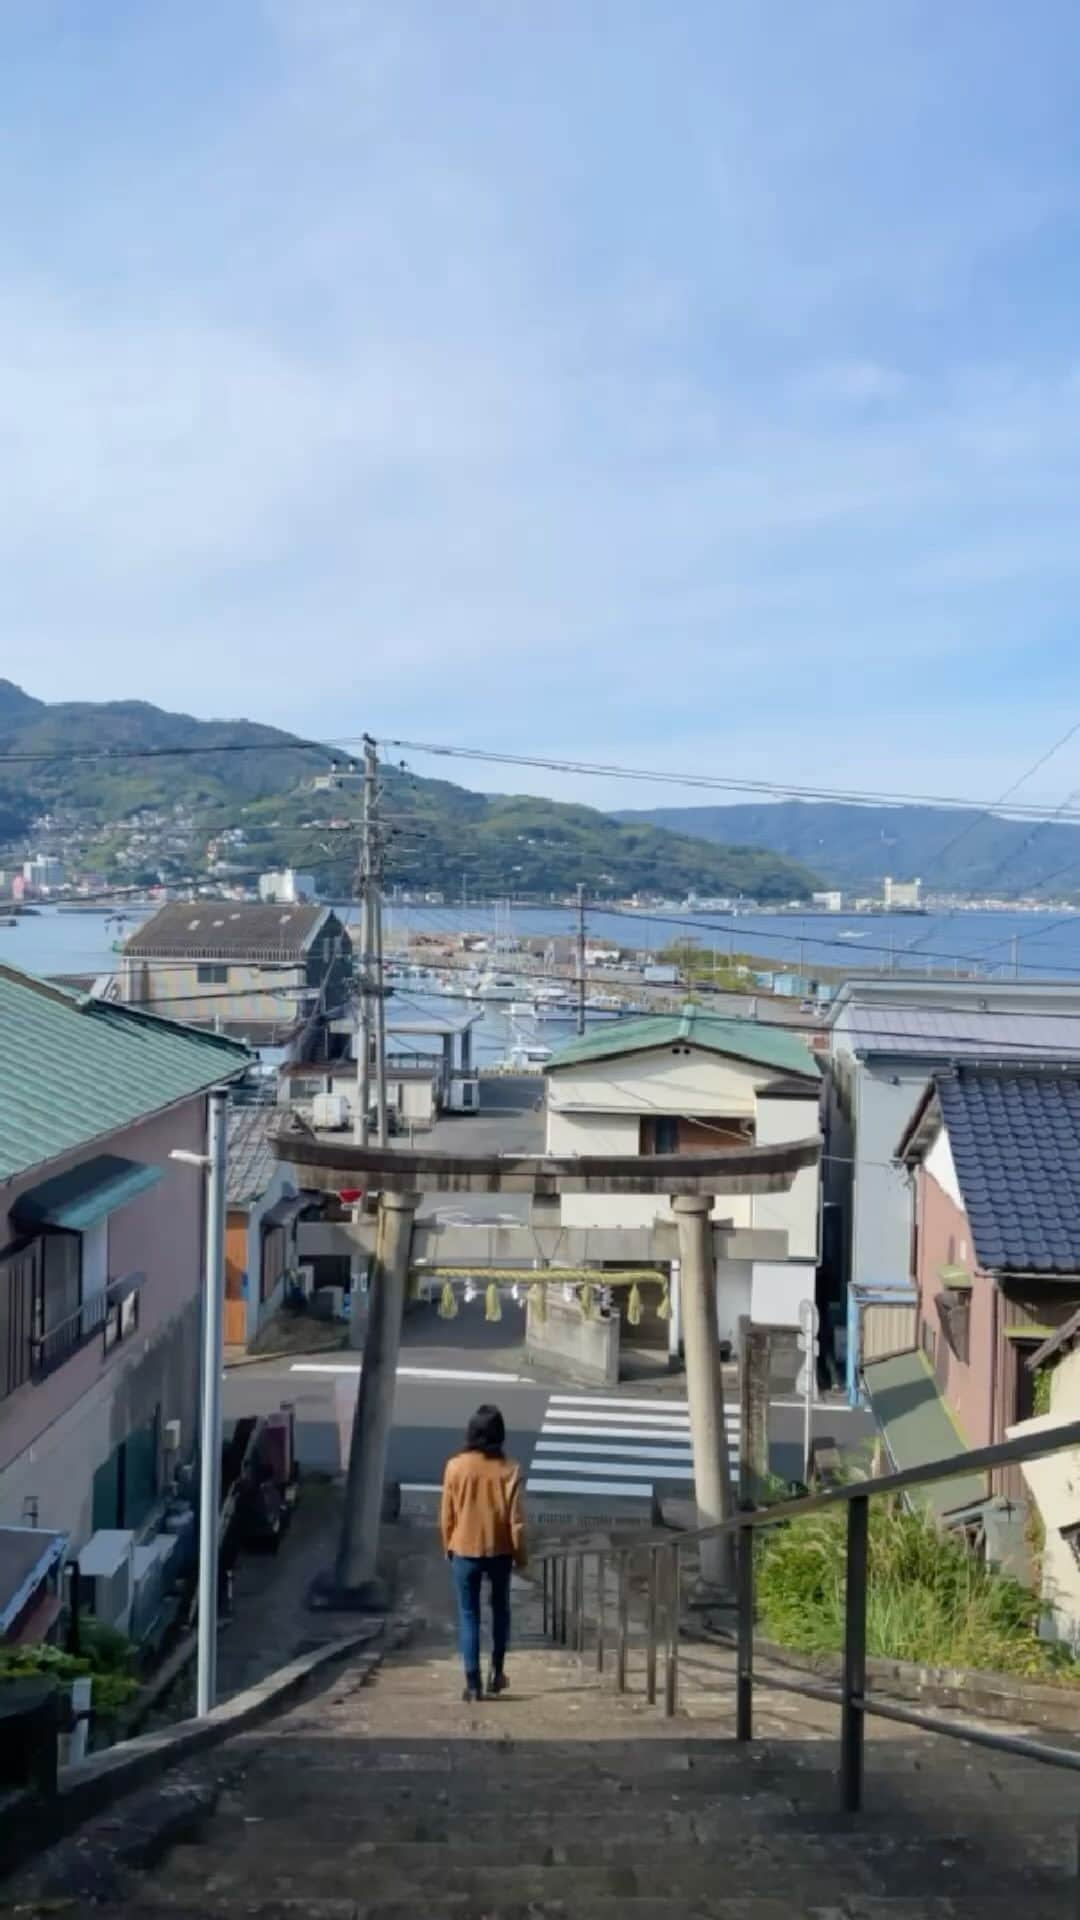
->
[664,1544,679,1718]
[736,1521,754,1742]
[542,1558,551,1639]
[645,1546,658,1705]
[841,1494,869,1812]
[574,1553,585,1654]
[596,1551,606,1674]
[560,1556,569,1647]
[616,1553,629,1693]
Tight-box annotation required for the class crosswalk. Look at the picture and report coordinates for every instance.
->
[524,1392,740,1499]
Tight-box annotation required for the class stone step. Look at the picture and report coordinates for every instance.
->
[154,1844,1062,1905]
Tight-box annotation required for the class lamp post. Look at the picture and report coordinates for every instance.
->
[171,1085,228,1716]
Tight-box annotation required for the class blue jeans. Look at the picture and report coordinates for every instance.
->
[450,1553,512,1684]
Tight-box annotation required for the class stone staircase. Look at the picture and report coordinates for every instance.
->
[7,1570,1080,1918]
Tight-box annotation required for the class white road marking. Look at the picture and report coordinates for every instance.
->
[526,1389,714,1498]
[548,1394,690,1412]
[526,1477,668,1498]
[535,1440,696,1462]
[289,1362,525,1383]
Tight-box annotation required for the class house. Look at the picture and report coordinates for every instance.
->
[826,977,1080,1301]
[544,1007,821,1339]
[119,901,351,1050]
[1012,1310,1080,1650]
[879,1064,1080,1536]
[0,964,249,1546]
[224,1106,306,1349]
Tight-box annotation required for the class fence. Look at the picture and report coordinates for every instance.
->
[534,1415,1080,1814]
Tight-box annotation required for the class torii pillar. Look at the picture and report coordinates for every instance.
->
[673,1194,734,1593]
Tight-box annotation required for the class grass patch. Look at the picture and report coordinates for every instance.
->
[755,1495,1078,1683]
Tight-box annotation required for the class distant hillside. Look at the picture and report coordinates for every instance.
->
[615,799,1080,898]
[0,685,821,901]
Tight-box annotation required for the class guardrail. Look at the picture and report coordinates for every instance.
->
[534,1416,1080,1813]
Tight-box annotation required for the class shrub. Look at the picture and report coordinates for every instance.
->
[754,1495,1078,1683]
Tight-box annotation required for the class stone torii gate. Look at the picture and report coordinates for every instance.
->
[273,1130,819,1602]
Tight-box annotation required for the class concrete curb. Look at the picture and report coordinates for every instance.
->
[224,1340,348,1370]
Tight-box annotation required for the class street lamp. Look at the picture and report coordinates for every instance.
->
[170,1085,228,1716]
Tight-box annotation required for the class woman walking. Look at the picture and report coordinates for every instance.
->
[440,1404,527,1703]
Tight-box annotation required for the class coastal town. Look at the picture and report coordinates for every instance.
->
[6,5,1080,1912]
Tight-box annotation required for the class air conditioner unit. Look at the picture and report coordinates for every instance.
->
[295,1264,315,1298]
[77,1530,136,1635]
[162,1418,182,1453]
[449,1076,480,1113]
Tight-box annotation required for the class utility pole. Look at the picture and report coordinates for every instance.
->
[354,736,388,1148]
[576,881,586,1036]
[1011,933,1020,980]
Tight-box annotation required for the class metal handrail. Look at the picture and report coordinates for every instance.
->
[534,1414,1080,1816]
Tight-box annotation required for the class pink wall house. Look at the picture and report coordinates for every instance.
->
[0,966,248,1549]
[901,1065,1080,1503]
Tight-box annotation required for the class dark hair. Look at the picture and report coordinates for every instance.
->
[465,1404,506,1457]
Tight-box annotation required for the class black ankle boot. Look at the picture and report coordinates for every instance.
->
[487,1668,509,1697]
[462,1674,482,1703]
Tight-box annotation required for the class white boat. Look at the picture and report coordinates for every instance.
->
[465,968,520,1002]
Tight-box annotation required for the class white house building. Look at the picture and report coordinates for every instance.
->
[544,1008,821,1340]
[826,977,1080,1298]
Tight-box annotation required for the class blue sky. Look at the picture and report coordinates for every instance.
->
[4,2,1080,809]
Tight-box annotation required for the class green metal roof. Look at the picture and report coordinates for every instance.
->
[862,1349,986,1522]
[0,964,251,1185]
[544,1007,820,1081]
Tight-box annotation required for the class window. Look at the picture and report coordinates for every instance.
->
[0,1240,40,1398]
[197,963,229,984]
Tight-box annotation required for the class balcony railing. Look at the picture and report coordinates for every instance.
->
[31,1273,146,1381]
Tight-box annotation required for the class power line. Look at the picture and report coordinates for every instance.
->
[9,722,1080,822]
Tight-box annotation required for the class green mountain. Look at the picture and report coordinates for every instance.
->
[615,799,1080,899]
[0,685,820,901]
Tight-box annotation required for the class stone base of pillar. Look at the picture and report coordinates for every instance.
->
[307,1568,390,1613]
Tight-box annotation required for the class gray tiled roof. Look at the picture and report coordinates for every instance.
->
[938,1067,1080,1275]
[839,1004,1080,1061]
[125,901,329,960]
[226,1105,277,1205]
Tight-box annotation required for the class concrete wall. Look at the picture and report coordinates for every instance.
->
[0,1096,207,1544]
[752,1259,815,1327]
[242,1165,299,1344]
[750,1096,819,1261]
[850,1063,926,1290]
[546,1046,777,1120]
[525,1294,619,1387]
[122,957,305,1026]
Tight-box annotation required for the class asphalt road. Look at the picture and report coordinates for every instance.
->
[224,1344,874,1497]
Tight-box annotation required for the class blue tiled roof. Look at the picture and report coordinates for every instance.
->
[938,1068,1080,1276]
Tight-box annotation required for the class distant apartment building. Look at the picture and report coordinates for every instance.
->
[119,901,351,1050]
[22,854,63,891]
[258,869,316,905]
[883,875,922,909]
[0,964,248,1543]
[811,890,845,912]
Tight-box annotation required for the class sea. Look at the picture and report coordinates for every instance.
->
[8,901,1080,1070]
